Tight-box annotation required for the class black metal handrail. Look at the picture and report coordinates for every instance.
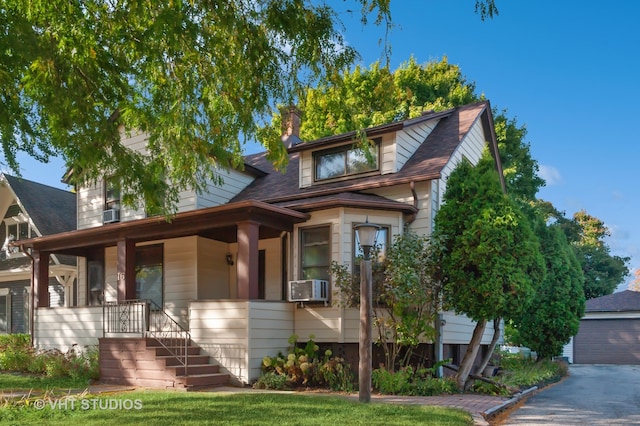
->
[103,299,190,375]
[146,299,190,376]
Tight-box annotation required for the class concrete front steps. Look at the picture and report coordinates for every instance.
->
[99,337,229,390]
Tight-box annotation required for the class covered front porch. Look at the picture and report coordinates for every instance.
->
[18,200,309,385]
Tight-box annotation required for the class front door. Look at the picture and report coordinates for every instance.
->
[136,244,163,308]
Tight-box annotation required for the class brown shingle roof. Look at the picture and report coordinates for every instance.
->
[585,290,640,312]
[233,102,491,205]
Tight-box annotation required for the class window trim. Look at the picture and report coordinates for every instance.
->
[104,177,121,211]
[352,223,390,271]
[313,139,381,183]
[0,288,10,334]
[4,216,31,258]
[299,225,332,282]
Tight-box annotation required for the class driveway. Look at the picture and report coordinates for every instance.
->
[500,364,640,425]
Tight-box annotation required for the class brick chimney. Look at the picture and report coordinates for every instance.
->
[281,106,302,148]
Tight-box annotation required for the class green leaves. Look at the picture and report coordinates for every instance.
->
[433,157,543,322]
[0,0,389,212]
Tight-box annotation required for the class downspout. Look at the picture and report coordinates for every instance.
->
[404,181,419,226]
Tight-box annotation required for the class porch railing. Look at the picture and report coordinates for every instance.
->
[103,300,190,375]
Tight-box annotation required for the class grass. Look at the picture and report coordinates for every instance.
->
[0,372,92,391]
[0,389,473,426]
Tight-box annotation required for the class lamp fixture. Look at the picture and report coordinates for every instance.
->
[354,217,381,261]
[226,253,234,266]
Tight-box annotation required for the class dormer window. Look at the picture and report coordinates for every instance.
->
[314,140,380,182]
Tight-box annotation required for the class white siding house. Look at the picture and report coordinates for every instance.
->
[23,101,506,386]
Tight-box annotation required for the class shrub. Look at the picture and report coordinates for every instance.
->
[0,334,33,371]
[490,351,568,391]
[372,365,458,396]
[253,371,290,390]
[0,336,99,383]
[256,335,355,392]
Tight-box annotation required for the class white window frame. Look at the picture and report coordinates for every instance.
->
[4,215,31,258]
[0,288,10,334]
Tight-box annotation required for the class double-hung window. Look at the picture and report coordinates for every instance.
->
[105,177,121,211]
[300,226,331,281]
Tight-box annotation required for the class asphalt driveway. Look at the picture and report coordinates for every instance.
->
[500,364,640,425]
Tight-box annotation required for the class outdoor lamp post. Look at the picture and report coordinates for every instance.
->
[354,218,380,403]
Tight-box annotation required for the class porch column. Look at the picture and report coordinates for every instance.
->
[33,250,50,308]
[237,220,260,299]
[116,239,137,302]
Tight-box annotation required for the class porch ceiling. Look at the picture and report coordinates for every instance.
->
[16,200,309,256]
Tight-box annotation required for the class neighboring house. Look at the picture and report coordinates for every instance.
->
[18,100,505,388]
[568,290,640,364]
[0,174,77,335]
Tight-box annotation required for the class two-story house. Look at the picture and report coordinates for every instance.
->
[0,174,77,335]
[18,100,504,389]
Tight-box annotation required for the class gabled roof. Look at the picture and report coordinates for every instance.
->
[233,101,500,205]
[585,290,640,313]
[3,174,76,236]
[0,174,77,270]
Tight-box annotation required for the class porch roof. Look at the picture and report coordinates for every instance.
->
[16,200,309,256]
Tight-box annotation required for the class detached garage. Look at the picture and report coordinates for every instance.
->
[573,290,640,364]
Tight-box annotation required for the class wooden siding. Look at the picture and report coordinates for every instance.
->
[76,182,104,230]
[437,117,486,203]
[162,237,198,328]
[260,238,284,300]
[34,306,103,351]
[441,311,498,345]
[196,168,255,209]
[379,133,395,175]
[196,237,231,299]
[300,150,314,188]
[394,119,439,171]
[189,300,294,384]
[247,302,294,380]
[77,129,256,221]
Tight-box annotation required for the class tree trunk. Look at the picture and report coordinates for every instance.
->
[474,318,501,376]
[455,319,487,390]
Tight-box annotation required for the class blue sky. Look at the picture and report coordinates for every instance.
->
[331,0,640,290]
[4,1,639,289]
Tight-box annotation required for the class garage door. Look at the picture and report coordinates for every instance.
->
[574,318,640,364]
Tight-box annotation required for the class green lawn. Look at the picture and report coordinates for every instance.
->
[0,380,472,426]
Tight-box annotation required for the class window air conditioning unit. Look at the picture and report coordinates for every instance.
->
[287,279,329,302]
[103,209,120,224]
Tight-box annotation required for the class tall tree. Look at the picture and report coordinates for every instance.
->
[544,206,630,299]
[514,220,585,360]
[0,1,498,213]
[0,0,391,212]
[433,156,543,389]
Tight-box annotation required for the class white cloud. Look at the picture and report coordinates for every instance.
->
[538,164,563,186]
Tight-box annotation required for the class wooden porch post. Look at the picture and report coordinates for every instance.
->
[33,250,50,308]
[236,221,260,299]
[117,239,137,302]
